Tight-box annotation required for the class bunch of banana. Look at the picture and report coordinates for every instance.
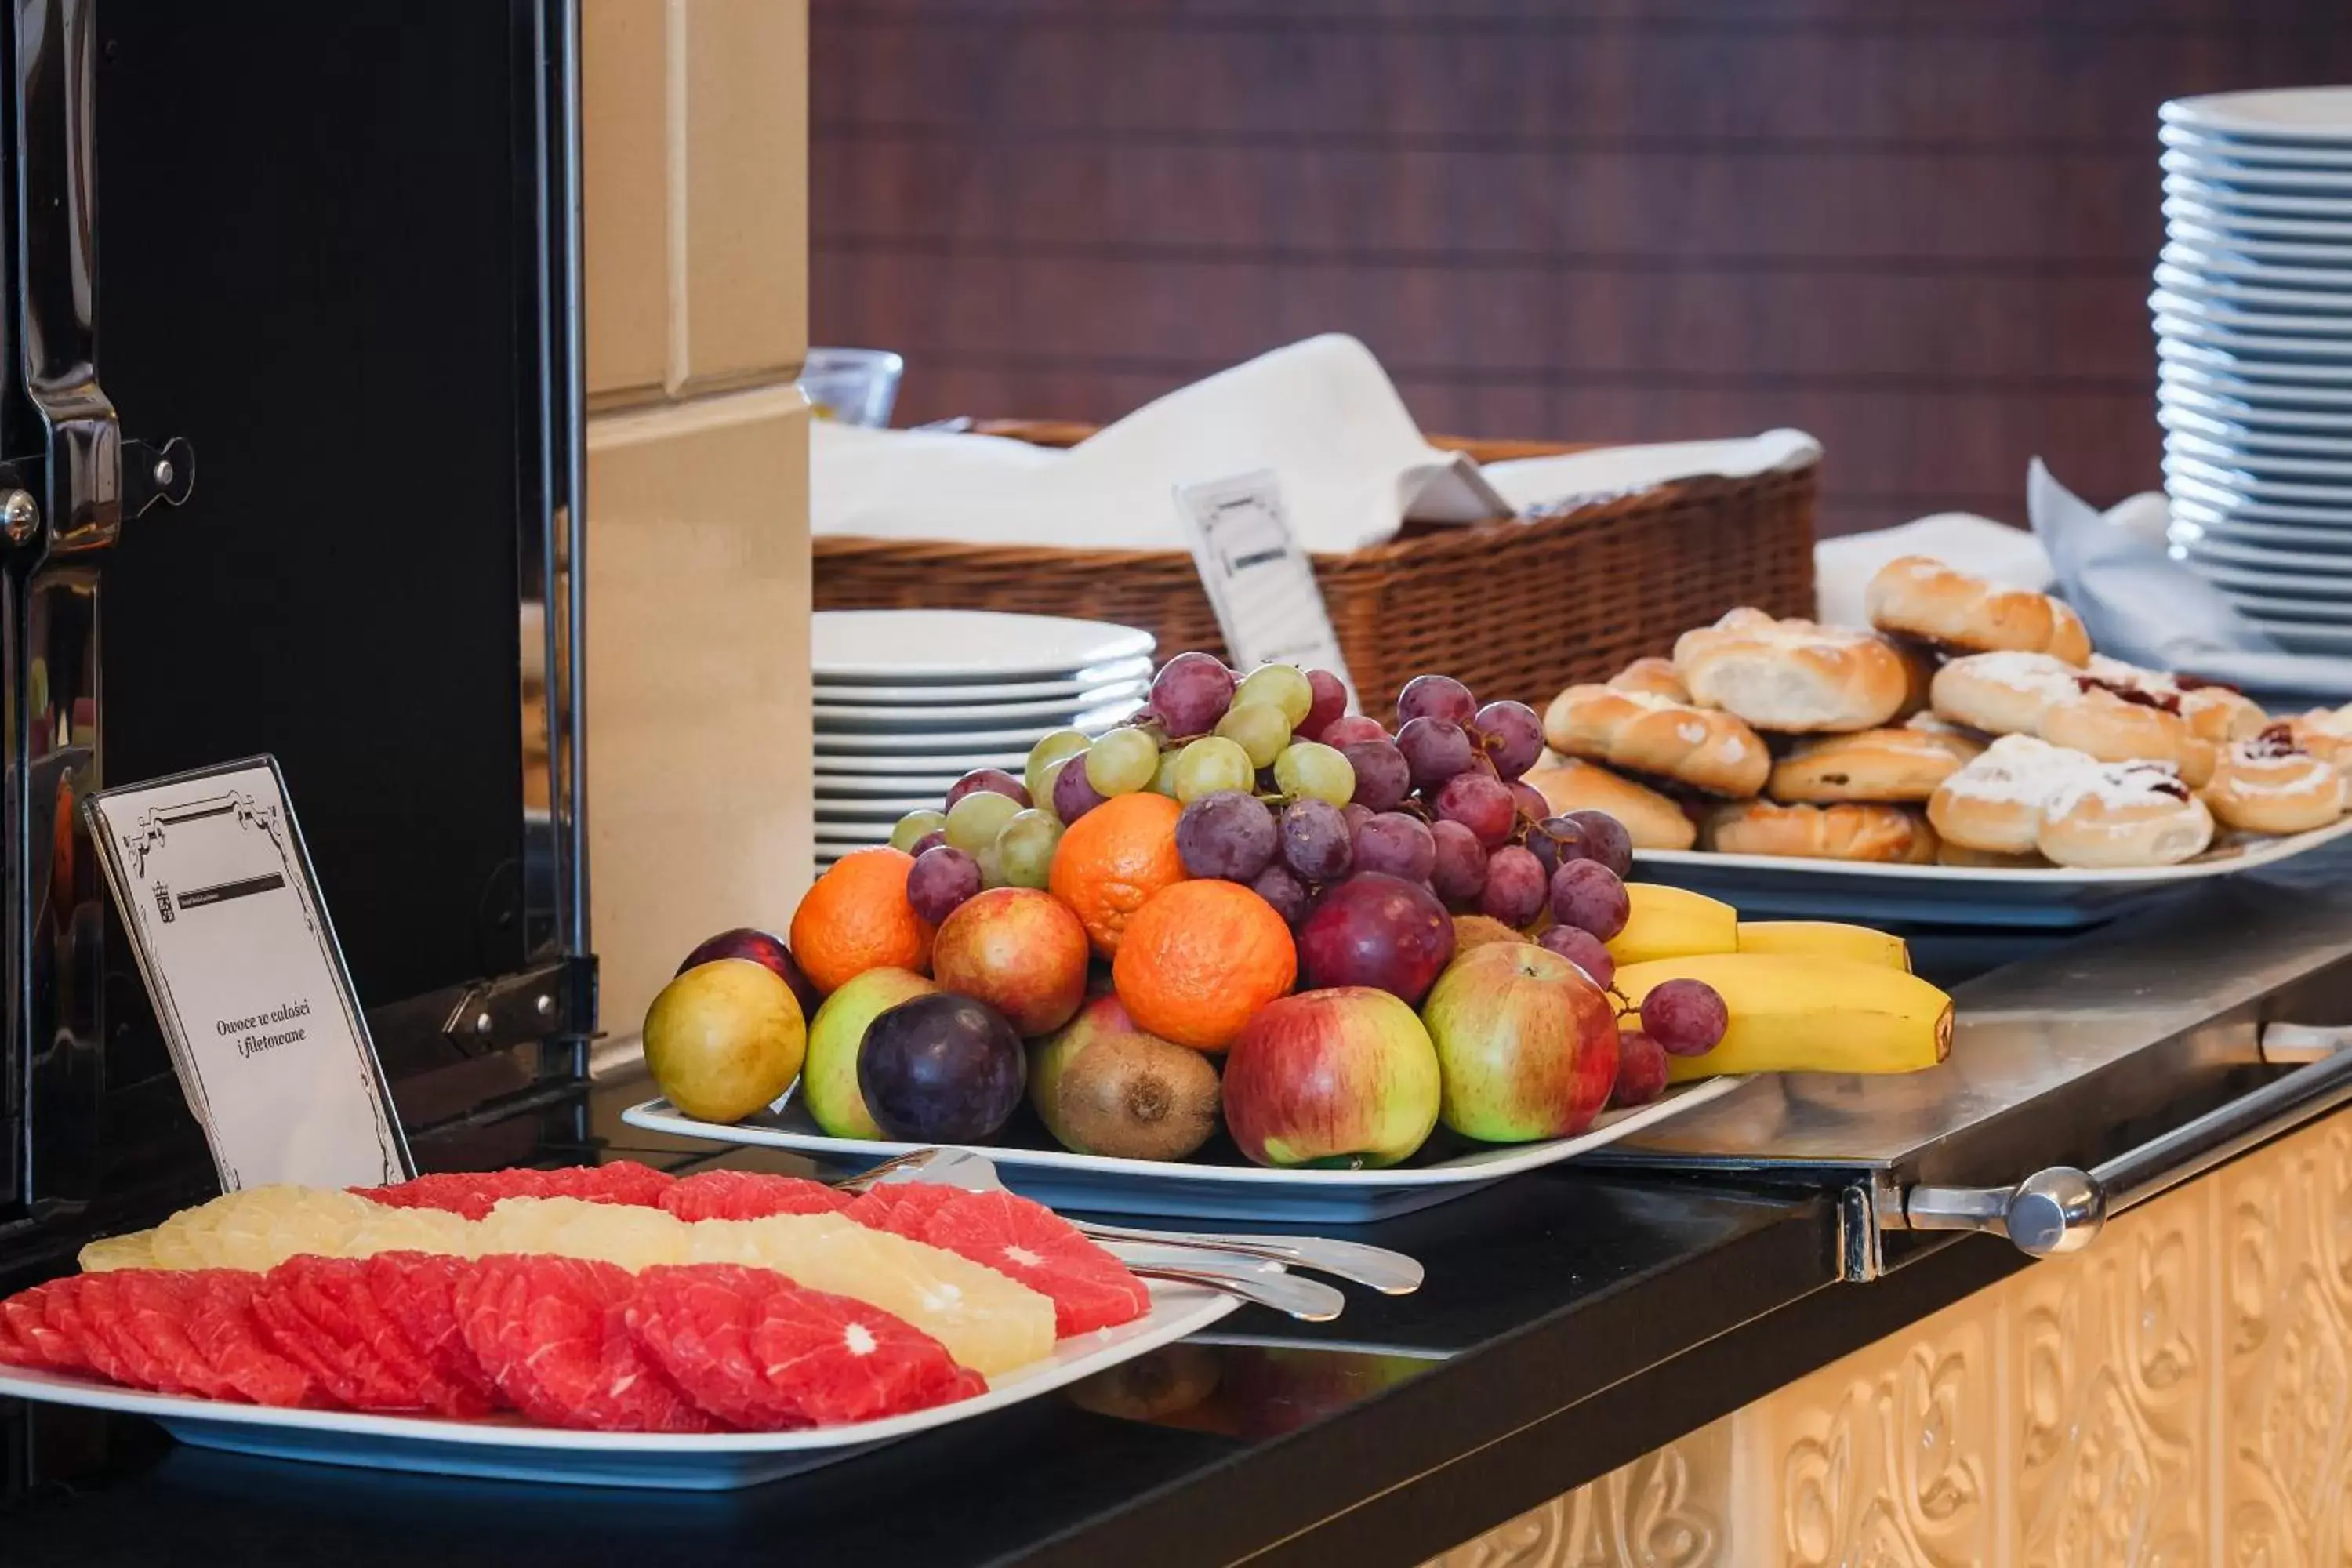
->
[1615,952,1952,1080]
[1606,885,1911,974]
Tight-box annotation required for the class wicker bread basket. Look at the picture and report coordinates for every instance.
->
[813,422,1818,717]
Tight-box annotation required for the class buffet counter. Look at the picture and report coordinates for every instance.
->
[6,862,2351,1566]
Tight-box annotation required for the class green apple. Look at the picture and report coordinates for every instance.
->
[803,967,935,1138]
[1422,942,1619,1142]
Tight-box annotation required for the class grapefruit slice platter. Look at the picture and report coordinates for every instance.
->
[0,1168,1250,1490]
[621,1076,1745,1223]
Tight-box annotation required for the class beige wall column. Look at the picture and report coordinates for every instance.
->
[579,0,812,1034]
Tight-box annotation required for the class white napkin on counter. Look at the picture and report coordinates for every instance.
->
[1483,430,1822,516]
[1813,511,2055,628]
[811,335,1506,554]
[2029,459,2352,702]
[811,335,1822,556]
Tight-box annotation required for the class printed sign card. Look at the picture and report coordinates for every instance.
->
[85,757,411,1191]
[1174,470,1357,707]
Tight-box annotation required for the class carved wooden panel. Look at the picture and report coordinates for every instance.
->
[2216,1119,2352,1566]
[1432,1115,2352,1567]
[1426,1418,1731,1568]
[2007,1176,2209,1566]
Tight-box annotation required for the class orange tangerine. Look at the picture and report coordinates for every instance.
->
[1047,792,1186,959]
[789,847,935,995]
[1112,880,1297,1051]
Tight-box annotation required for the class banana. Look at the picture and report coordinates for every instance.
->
[1605,884,1740,966]
[1737,920,1911,972]
[1613,953,1952,1080]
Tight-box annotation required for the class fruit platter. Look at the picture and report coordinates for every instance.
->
[0,1164,1305,1489]
[1531,555,2352,926]
[625,651,1954,1221]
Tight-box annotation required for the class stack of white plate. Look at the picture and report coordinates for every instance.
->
[2157,86,2352,655]
[814,611,1154,869]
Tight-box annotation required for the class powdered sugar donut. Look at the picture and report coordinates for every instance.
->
[2203,726,2348,836]
[1926,734,2097,855]
[2036,761,2212,869]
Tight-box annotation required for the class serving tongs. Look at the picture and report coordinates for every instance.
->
[839,1149,1423,1319]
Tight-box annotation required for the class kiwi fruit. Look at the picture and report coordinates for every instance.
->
[1032,1003,1221,1161]
[1450,913,1530,954]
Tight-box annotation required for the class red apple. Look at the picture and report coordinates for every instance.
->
[678,927,820,1019]
[1294,873,1455,1005]
[1421,942,1620,1142]
[931,887,1090,1036]
[1222,988,1441,1168]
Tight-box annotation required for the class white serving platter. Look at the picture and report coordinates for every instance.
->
[2161,151,2352,193]
[813,691,1145,732]
[2163,88,2352,144]
[2262,619,2352,654]
[2165,221,2352,267]
[816,795,956,820]
[2165,177,2352,220]
[2161,383,2352,431]
[2161,358,2352,406]
[2169,500,2352,550]
[2161,125,2352,170]
[2161,339,2352,386]
[2166,431,2352,480]
[2156,314,2352,361]
[813,611,1153,684]
[2183,555,2352,600]
[2165,453,2352,505]
[811,659,1154,706]
[2173,525,2352,574]
[2164,198,2352,242]
[1631,816,2352,927]
[813,710,1142,755]
[2163,240,2352,294]
[2160,403,2352,452]
[2153,289,2352,338]
[2154,264,2352,314]
[2169,472,2352,524]
[622,1076,1745,1225]
[2209,584,2348,621]
[0,1269,1241,1491]
[814,750,1030,777]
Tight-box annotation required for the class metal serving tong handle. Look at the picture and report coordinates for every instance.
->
[1905,1023,2352,1258]
[1126,1263,1345,1323]
[840,1147,1422,1294]
[1076,1221,1422,1296]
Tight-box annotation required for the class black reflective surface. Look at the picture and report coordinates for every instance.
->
[0,1078,1842,1568]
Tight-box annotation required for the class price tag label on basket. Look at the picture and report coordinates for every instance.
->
[1174,470,1356,705]
[85,757,412,1192]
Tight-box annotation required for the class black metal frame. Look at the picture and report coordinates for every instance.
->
[0,0,591,1272]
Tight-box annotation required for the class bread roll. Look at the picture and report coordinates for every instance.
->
[2037,684,2216,789]
[1540,684,1770,797]
[1521,759,1698,851]
[2288,706,2352,778]
[1671,608,1911,733]
[1926,734,2096,855]
[2085,656,2267,746]
[1766,727,1984,804]
[2202,727,2347,835]
[1928,651,2083,736]
[1700,800,1939,863]
[1865,555,2089,663]
[1606,657,1690,702]
[2036,762,2212,869]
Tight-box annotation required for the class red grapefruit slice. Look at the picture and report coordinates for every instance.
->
[659,1171,851,1223]
[848,1185,1151,1337]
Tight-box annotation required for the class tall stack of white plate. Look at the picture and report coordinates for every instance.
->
[814,611,1155,869]
[2157,86,2352,655]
